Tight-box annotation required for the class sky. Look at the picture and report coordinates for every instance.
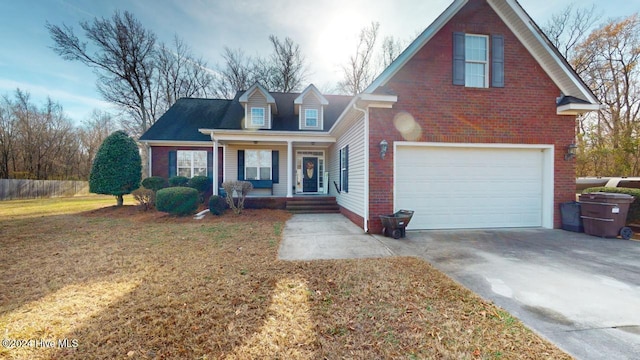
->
[0,0,638,124]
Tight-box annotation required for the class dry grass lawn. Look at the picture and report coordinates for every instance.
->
[0,196,572,359]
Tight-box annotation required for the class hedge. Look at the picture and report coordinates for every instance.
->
[581,187,640,224]
[156,187,199,216]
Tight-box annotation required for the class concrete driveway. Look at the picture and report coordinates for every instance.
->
[374,228,640,360]
[279,214,640,359]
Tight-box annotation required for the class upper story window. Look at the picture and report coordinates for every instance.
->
[305,109,318,128]
[464,34,488,88]
[251,107,265,127]
[177,150,207,178]
[453,33,504,88]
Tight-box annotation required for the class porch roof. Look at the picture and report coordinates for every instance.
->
[198,128,336,146]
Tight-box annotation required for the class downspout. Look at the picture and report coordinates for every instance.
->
[352,100,369,233]
[146,143,152,178]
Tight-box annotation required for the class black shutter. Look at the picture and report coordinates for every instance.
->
[168,151,177,177]
[344,145,349,193]
[491,34,505,88]
[272,150,279,183]
[453,32,466,86]
[237,150,245,180]
[207,150,213,180]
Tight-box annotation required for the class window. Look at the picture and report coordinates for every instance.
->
[245,150,271,180]
[251,107,265,127]
[177,150,207,178]
[453,33,503,88]
[339,145,348,192]
[304,108,318,128]
[465,34,488,88]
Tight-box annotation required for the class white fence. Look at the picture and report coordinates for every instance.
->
[0,179,89,200]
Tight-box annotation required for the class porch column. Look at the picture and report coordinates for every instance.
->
[212,138,218,196]
[287,140,293,198]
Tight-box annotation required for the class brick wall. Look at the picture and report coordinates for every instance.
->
[367,0,576,232]
[151,146,224,186]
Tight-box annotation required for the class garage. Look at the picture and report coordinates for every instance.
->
[394,143,553,230]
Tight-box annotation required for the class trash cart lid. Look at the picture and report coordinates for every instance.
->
[580,192,635,202]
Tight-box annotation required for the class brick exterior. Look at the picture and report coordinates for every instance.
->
[151,145,224,186]
[367,0,575,233]
[340,205,365,231]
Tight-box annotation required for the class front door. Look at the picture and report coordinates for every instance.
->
[302,157,318,192]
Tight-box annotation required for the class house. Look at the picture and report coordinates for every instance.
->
[139,0,599,233]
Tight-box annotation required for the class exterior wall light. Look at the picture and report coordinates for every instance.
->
[565,143,577,160]
[379,139,388,159]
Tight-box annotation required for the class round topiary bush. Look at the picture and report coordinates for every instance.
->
[169,176,189,187]
[156,187,199,216]
[142,176,168,192]
[188,175,211,203]
[208,195,228,216]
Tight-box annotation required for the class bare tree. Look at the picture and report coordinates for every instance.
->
[380,35,404,69]
[155,36,216,113]
[216,47,256,99]
[542,3,600,75]
[0,95,16,178]
[266,35,307,92]
[338,22,380,95]
[47,11,157,138]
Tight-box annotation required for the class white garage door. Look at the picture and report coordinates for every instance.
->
[395,145,545,230]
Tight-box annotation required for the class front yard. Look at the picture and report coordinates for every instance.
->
[0,196,571,359]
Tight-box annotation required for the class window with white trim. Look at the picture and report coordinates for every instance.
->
[339,145,348,192]
[465,34,488,88]
[245,150,271,180]
[177,150,207,178]
[250,107,265,127]
[304,108,318,128]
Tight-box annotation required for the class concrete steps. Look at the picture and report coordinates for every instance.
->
[286,196,340,214]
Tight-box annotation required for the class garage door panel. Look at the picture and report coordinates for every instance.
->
[395,146,544,230]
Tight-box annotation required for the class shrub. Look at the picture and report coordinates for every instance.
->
[89,130,141,206]
[208,195,228,216]
[132,188,155,211]
[156,187,199,216]
[188,175,211,203]
[222,180,253,214]
[581,187,640,223]
[168,176,189,187]
[142,176,168,192]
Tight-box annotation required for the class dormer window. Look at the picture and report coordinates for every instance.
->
[251,107,265,127]
[305,109,318,128]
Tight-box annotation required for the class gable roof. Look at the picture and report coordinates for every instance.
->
[140,90,353,142]
[365,0,599,110]
[139,98,231,142]
[294,84,329,106]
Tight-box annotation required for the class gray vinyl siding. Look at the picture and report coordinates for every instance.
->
[225,144,287,197]
[299,92,324,130]
[328,113,365,217]
[246,91,271,129]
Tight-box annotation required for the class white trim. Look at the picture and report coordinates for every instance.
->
[328,94,397,136]
[464,34,489,88]
[250,107,266,127]
[139,140,212,147]
[199,128,335,144]
[287,141,293,198]
[212,139,218,196]
[147,144,152,177]
[294,84,328,105]
[239,83,276,104]
[557,103,602,115]
[393,142,554,229]
[295,150,325,194]
[351,102,369,232]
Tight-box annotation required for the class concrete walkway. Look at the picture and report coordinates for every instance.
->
[278,213,393,260]
[278,213,640,359]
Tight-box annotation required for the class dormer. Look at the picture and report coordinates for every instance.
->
[239,83,277,129]
[294,84,328,130]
